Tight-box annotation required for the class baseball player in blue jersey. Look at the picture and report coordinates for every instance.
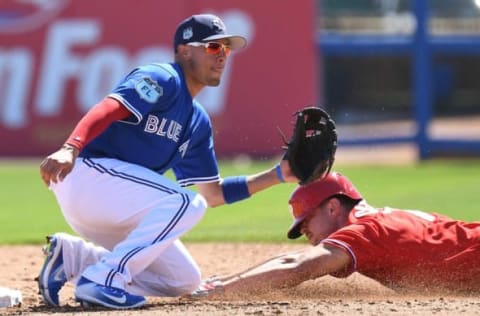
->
[37,14,297,310]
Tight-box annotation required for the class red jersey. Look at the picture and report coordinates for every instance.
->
[322,201,480,292]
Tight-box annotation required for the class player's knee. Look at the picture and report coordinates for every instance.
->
[187,193,208,224]
[164,266,202,296]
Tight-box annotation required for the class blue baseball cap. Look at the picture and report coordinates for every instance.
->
[174,14,247,52]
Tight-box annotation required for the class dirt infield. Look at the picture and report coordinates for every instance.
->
[1,243,480,315]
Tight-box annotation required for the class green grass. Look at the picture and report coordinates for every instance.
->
[1,158,479,244]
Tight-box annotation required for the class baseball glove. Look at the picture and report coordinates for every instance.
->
[283,106,337,184]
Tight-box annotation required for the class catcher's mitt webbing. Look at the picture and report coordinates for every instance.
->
[285,106,337,184]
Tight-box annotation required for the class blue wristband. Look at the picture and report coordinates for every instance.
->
[275,163,285,182]
[221,176,251,204]
[275,164,285,183]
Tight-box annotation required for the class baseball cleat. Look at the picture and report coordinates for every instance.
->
[38,235,67,306]
[75,276,146,309]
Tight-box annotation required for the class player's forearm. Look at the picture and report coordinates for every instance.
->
[215,168,281,206]
[223,270,301,295]
[245,167,282,195]
[246,160,297,195]
[199,161,297,208]
[215,165,286,207]
[221,254,309,294]
[220,245,350,295]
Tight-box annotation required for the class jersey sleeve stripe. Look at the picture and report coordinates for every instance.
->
[322,238,358,272]
[108,93,143,125]
[177,175,220,187]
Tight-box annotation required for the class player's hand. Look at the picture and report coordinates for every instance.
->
[40,144,79,186]
[187,277,224,299]
[279,159,300,183]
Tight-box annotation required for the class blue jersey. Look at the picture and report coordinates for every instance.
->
[80,63,220,186]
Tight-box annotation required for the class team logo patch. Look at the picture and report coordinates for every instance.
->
[135,77,163,103]
[183,27,193,40]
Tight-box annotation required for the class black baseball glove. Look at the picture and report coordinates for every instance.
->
[283,106,337,185]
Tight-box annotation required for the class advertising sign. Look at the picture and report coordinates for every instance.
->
[0,0,318,157]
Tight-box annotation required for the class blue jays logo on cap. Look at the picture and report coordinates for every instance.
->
[173,13,247,52]
[182,27,193,40]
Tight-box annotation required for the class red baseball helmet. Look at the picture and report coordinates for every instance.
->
[287,172,362,239]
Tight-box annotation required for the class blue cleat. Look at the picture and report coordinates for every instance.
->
[37,235,67,306]
[75,276,146,309]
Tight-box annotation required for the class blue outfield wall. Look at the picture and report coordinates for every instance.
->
[319,0,480,159]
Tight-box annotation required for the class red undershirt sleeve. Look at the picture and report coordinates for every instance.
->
[65,97,131,151]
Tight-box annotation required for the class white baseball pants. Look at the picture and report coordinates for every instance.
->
[50,157,208,296]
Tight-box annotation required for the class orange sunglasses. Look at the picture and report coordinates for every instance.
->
[188,42,231,56]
